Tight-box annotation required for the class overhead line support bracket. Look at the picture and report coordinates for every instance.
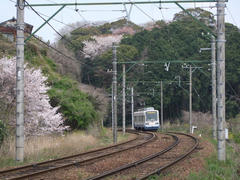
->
[25,5,66,42]
[26,1,228,7]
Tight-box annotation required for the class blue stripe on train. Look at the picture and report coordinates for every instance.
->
[143,126,159,130]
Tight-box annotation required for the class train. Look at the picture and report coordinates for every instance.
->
[134,107,160,130]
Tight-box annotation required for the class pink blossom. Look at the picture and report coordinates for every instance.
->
[83,34,123,58]
[0,57,68,136]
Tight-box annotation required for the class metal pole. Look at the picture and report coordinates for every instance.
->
[160,81,163,130]
[131,87,134,129]
[217,0,226,161]
[189,65,192,133]
[112,83,113,130]
[211,36,217,140]
[112,43,117,144]
[122,64,126,135]
[27,1,224,7]
[16,0,25,162]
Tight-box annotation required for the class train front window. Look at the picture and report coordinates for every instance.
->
[146,111,157,122]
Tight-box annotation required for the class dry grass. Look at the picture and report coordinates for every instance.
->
[181,110,212,129]
[0,129,132,169]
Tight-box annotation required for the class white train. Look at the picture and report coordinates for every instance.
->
[134,107,160,130]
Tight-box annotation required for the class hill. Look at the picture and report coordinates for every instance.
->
[61,10,240,124]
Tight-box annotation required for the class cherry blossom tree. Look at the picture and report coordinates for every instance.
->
[111,26,135,35]
[0,57,68,136]
[83,34,123,58]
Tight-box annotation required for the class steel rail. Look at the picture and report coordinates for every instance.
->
[86,132,198,180]
[0,130,155,180]
[0,130,138,174]
[86,133,179,180]
[139,132,199,179]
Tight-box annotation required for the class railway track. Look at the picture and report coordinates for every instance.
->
[0,131,198,180]
[0,130,156,180]
[85,132,199,180]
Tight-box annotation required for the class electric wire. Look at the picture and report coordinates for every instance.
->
[12,0,240,102]
[193,63,240,98]
[13,15,83,64]
[25,0,92,58]
[30,34,82,64]
[36,11,77,29]
[9,0,87,30]
[127,0,156,23]
[43,0,123,27]
[226,6,239,28]
[46,0,88,22]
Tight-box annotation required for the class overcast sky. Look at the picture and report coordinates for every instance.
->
[1,0,239,42]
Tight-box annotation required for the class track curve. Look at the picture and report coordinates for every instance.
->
[0,130,155,180]
[86,132,198,180]
[0,131,198,180]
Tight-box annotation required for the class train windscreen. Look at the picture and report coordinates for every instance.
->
[146,111,158,122]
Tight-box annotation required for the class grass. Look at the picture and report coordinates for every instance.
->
[185,116,240,180]
[0,128,133,169]
[187,142,239,180]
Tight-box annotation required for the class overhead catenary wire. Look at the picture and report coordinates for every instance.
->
[16,21,83,65]
[19,27,109,83]
[30,34,82,64]
[17,2,97,68]
[128,0,156,23]
[46,0,88,22]
[9,0,89,30]
[226,6,239,28]
[35,11,78,29]
[25,1,93,58]
[192,63,240,98]
[12,0,237,101]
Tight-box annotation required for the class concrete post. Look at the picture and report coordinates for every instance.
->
[189,65,192,134]
[112,43,117,144]
[122,64,126,135]
[211,36,217,140]
[112,83,113,130]
[216,0,226,161]
[131,87,134,129]
[16,0,25,162]
[160,81,163,130]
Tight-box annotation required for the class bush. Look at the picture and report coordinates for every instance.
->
[0,120,7,145]
[48,76,97,129]
[233,133,240,144]
[23,40,98,130]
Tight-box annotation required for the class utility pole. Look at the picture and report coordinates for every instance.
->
[189,65,192,134]
[122,64,126,135]
[182,64,202,134]
[160,81,163,130]
[200,35,217,139]
[131,87,134,129]
[16,0,25,162]
[112,83,113,130]
[217,0,226,161]
[112,43,117,144]
[211,36,217,140]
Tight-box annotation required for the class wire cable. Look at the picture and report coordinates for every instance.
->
[31,34,82,64]
[25,0,92,57]
[46,0,87,22]
[127,0,156,23]
[226,6,239,28]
